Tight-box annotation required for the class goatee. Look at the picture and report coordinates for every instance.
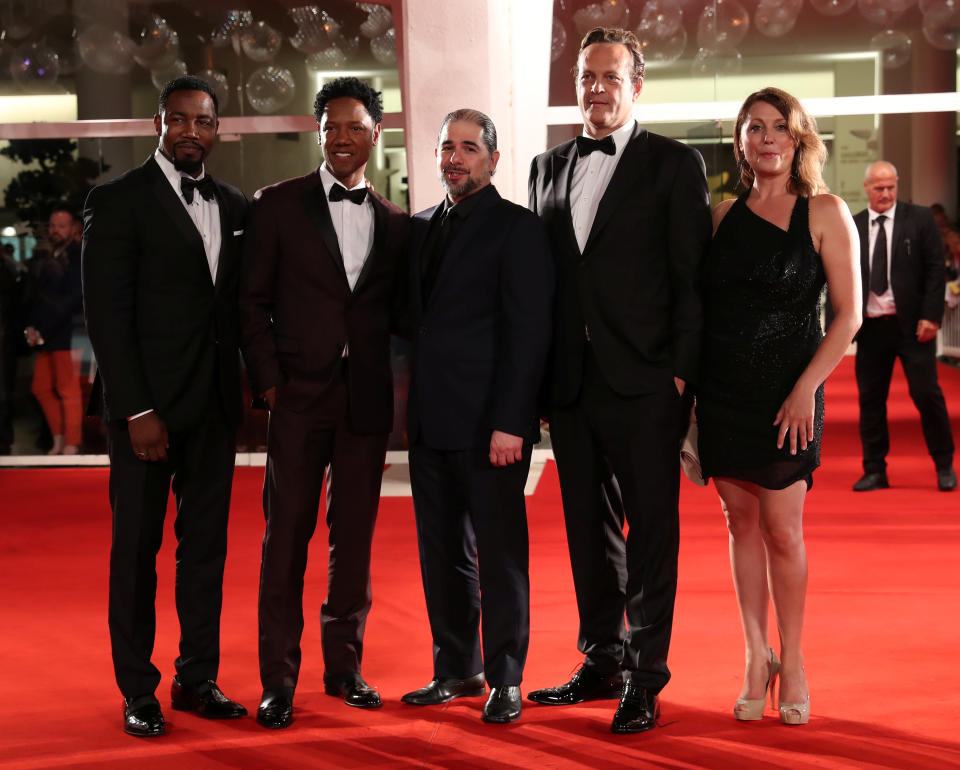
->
[173,157,203,176]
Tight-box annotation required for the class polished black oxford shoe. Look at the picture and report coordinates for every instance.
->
[611,682,660,734]
[324,675,382,708]
[852,471,889,492]
[256,692,294,729]
[401,674,487,705]
[527,665,623,705]
[124,695,165,737]
[482,686,522,724]
[170,677,247,719]
[937,467,957,491]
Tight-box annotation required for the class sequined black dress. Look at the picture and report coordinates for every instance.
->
[697,192,826,489]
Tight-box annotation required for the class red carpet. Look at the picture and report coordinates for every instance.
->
[2,357,960,769]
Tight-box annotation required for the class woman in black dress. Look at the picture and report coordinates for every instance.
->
[697,88,861,725]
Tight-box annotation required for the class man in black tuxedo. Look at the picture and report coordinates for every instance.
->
[527,27,711,733]
[852,160,956,492]
[400,109,553,724]
[240,78,410,728]
[83,76,248,737]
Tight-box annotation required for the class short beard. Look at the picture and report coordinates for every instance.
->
[173,156,203,176]
[441,174,481,200]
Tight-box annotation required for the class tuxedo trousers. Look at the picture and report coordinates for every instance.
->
[258,365,388,695]
[409,442,531,687]
[106,406,236,699]
[549,344,687,693]
[855,315,954,473]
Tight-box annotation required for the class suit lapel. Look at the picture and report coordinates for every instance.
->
[891,204,907,272]
[414,204,445,312]
[145,157,207,266]
[212,181,232,294]
[550,143,580,257]
[353,194,388,294]
[302,173,349,287]
[584,124,650,255]
[857,211,870,296]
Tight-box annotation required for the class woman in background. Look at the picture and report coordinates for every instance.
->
[697,87,861,725]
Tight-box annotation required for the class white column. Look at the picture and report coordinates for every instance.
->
[400,0,553,212]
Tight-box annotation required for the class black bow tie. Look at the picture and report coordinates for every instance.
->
[329,184,368,205]
[180,176,216,204]
[576,134,616,158]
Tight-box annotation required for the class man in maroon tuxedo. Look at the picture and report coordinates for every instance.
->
[240,77,409,729]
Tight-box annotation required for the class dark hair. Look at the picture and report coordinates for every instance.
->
[437,108,498,156]
[48,207,77,222]
[733,87,828,197]
[159,75,219,116]
[314,77,384,124]
[578,27,645,82]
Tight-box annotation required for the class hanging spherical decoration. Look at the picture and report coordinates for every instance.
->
[289,7,341,54]
[196,68,231,110]
[869,29,912,68]
[211,10,253,48]
[370,28,397,65]
[241,20,282,62]
[150,59,188,91]
[857,0,905,25]
[638,22,688,64]
[246,66,296,113]
[697,0,750,48]
[10,41,60,89]
[921,2,960,49]
[754,0,800,36]
[358,3,393,38]
[133,15,180,69]
[552,19,569,62]
[573,1,627,37]
[76,24,135,74]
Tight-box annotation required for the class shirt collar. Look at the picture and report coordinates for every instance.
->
[154,148,207,194]
[869,203,896,222]
[319,163,368,196]
[580,118,636,155]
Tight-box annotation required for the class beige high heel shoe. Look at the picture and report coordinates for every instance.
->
[734,648,780,721]
[779,695,810,725]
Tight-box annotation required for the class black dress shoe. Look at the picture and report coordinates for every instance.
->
[482,686,521,723]
[123,694,165,737]
[853,471,889,492]
[527,665,623,705]
[401,674,486,705]
[611,682,660,734]
[256,692,294,729]
[324,676,382,708]
[937,467,957,491]
[170,677,247,719]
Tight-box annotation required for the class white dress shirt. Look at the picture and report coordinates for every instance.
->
[570,119,636,254]
[154,149,221,284]
[866,202,897,318]
[318,163,374,292]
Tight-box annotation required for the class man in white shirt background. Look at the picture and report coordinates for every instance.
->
[852,160,956,492]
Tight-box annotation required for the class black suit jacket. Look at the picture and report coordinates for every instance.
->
[854,201,946,334]
[25,241,82,351]
[239,169,409,435]
[407,185,553,450]
[82,156,248,430]
[529,123,711,407]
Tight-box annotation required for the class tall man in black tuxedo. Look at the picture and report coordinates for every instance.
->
[400,109,553,724]
[240,78,410,729]
[852,160,956,492]
[83,76,248,737]
[527,27,711,734]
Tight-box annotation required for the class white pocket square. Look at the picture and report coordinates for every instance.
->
[233,229,244,236]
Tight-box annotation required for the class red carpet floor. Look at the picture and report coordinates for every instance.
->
[2,357,960,769]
